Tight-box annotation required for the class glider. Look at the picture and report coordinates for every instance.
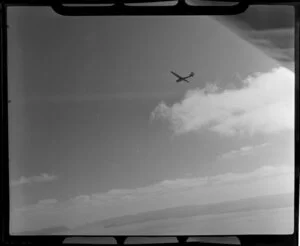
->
[171,71,194,83]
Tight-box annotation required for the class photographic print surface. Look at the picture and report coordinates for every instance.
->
[8,5,294,235]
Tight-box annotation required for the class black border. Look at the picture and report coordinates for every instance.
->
[0,1,299,245]
[50,0,249,16]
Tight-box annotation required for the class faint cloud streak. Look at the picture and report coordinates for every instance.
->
[13,164,293,215]
[11,173,57,187]
[11,164,293,232]
[219,142,271,159]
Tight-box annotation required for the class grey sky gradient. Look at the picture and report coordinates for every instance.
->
[8,6,294,233]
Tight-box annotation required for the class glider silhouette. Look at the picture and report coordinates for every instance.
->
[171,71,194,83]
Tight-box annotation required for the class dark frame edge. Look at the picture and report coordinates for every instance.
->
[0,1,299,246]
[50,1,249,16]
[0,1,10,245]
[293,5,300,246]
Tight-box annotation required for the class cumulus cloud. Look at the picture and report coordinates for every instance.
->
[151,67,294,136]
[219,142,271,159]
[11,173,57,187]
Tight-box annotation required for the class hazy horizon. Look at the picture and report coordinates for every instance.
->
[18,192,294,235]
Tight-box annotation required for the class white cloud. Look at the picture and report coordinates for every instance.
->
[204,83,220,94]
[151,67,294,136]
[11,173,57,187]
[220,142,271,159]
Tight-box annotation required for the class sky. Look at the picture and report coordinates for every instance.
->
[7,6,295,234]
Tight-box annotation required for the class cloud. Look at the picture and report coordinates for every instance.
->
[14,198,58,214]
[70,195,91,205]
[82,165,293,215]
[11,173,57,187]
[219,142,271,159]
[14,164,293,214]
[210,165,292,185]
[151,67,294,136]
[11,164,293,232]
